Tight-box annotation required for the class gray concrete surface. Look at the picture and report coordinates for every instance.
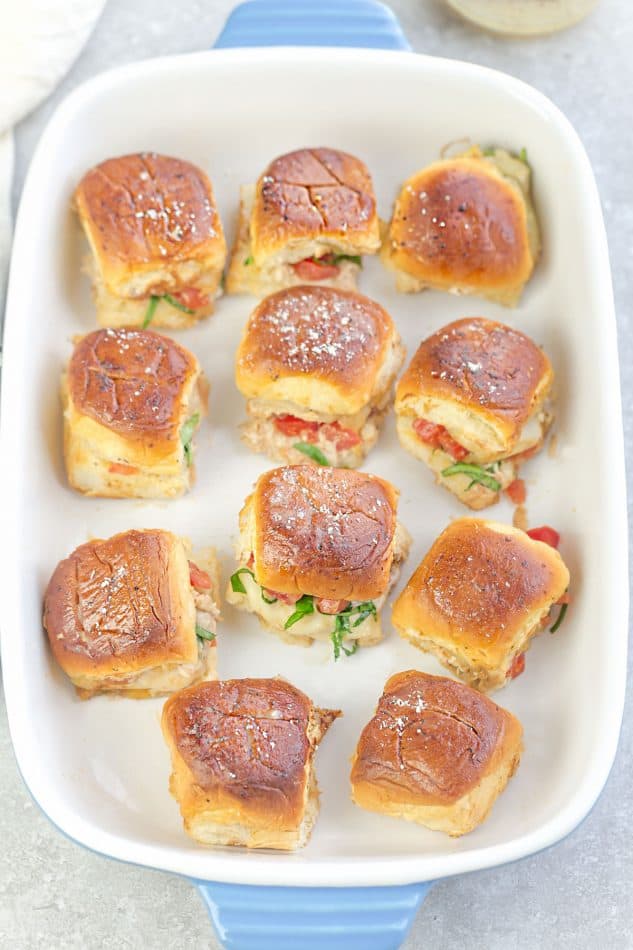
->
[2,1,632,947]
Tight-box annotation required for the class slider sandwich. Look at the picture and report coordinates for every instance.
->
[162,678,340,850]
[75,152,226,327]
[395,317,553,509]
[62,327,207,498]
[351,670,523,837]
[226,465,411,657]
[235,285,405,467]
[392,518,570,692]
[382,145,540,306]
[226,147,381,296]
[43,529,220,698]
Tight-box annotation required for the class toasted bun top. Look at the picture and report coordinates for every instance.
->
[162,678,339,820]
[67,328,199,446]
[395,317,553,442]
[43,529,196,677]
[385,156,534,291]
[75,152,225,277]
[392,519,570,664]
[246,465,399,600]
[235,286,398,413]
[351,670,522,805]
[250,148,380,260]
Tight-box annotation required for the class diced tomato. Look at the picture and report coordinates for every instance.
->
[526,525,560,549]
[171,287,210,310]
[108,462,139,475]
[247,553,255,569]
[291,256,340,281]
[274,414,320,439]
[264,589,302,605]
[412,418,442,442]
[316,598,350,614]
[412,418,468,461]
[505,479,527,505]
[274,416,360,451]
[507,653,526,679]
[556,592,571,606]
[189,561,212,590]
[320,422,362,451]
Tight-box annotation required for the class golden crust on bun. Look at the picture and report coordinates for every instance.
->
[43,529,220,698]
[350,670,523,836]
[392,519,570,691]
[226,148,380,297]
[235,285,404,467]
[382,147,540,306]
[162,677,340,850]
[75,152,226,327]
[226,465,410,652]
[63,328,206,498]
[395,317,553,509]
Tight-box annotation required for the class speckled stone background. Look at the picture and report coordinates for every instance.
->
[2,1,631,947]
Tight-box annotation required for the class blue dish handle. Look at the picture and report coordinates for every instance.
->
[198,4,426,950]
[214,0,411,50]
[197,880,434,950]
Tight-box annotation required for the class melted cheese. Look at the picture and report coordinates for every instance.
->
[227,569,382,646]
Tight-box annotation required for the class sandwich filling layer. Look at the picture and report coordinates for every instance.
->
[241,395,391,468]
[398,602,558,693]
[87,255,221,328]
[397,405,551,508]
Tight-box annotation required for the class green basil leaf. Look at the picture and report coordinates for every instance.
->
[333,254,362,267]
[180,413,200,467]
[284,595,314,629]
[180,414,200,446]
[332,600,377,628]
[243,255,254,266]
[293,442,330,466]
[331,613,360,661]
[331,615,346,660]
[142,295,160,328]
[163,293,195,314]
[261,589,278,604]
[518,147,528,164]
[550,601,568,634]
[351,605,377,627]
[195,625,216,641]
[230,567,255,594]
[441,462,501,493]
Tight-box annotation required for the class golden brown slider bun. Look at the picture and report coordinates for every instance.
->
[43,529,220,698]
[395,317,553,509]
[75,152,226,327]
[235,285,405,467]
[226,147,380,297]
[392,519,570,692]
[381,146,540,306]
[226,465,410,651]
[162,678,340,850]
[62,328,207,498]
[350,670,523,837]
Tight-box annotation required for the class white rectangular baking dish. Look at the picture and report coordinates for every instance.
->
[1,37,627,904]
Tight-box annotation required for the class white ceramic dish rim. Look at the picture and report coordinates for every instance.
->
[0,47,627,888]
